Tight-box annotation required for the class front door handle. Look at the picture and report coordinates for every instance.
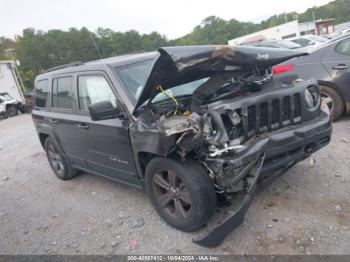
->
[332,64,348,70]
[49,119,58,124]
[77,123,89,130]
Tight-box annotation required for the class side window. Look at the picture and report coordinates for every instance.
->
[52,77,74,109]
[35,79,49,108]
[77,75,117,111]
[336,39,350,56]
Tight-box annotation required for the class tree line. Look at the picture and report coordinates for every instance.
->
[0,0,349,90]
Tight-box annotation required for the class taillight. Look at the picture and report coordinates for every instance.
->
[272,64,295,75]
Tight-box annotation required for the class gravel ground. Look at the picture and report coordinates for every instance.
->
[0,114,349,255]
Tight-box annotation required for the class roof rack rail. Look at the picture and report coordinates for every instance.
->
[122,50,145,55]
[45,61,83,73]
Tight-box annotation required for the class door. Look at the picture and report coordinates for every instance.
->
[75,74,138,184]
[321,38,350,101]
[49,75,87,167]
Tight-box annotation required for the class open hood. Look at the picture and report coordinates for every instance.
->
[134,45,308,111]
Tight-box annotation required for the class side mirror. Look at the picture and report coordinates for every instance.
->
[88,100,125,121]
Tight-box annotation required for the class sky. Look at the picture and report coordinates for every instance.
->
[0,0,333,39]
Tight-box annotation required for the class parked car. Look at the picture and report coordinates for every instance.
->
[0,92,26,117]
[290,35,329,49]
[324,27,350,39]
[32,45,331,247]
[273,35,350,120]
[241,39,301,49]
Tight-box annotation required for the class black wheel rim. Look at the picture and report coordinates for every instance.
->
[152,169,192,220]
[47,142,65,175]
[321,92,334,112]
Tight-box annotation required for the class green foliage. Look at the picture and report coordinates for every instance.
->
[0,37,15,60]
[2,0,350,88]
[20,69,36,90]
[10,27,169,87]
[176,0,350,45]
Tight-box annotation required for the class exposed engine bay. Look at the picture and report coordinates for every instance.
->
[137,70,265,152]
[128,45,332,248]
[131,45,324,196]
[128,45,332,247]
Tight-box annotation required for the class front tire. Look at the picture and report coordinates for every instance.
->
[145,157,216,232]
[44,137,78,180]
[320,85,344,121]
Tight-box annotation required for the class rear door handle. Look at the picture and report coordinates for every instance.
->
[77,123,89,130]
[332,64,348,70]
[49,119,58,124]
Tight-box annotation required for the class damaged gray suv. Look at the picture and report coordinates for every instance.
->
[32,45,332,247]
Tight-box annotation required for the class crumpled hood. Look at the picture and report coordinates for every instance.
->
[134,45,308,111]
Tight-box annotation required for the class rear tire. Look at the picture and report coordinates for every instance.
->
[145,157,216,232]
[44,137,78,180]
[320,85,344,121]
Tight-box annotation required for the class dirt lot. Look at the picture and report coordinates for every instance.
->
[0,114,349,255]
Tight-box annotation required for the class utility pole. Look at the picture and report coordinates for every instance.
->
[89,32,102,59]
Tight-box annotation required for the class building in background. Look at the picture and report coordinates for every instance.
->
[0,61,25,102]
[228,19,335,45]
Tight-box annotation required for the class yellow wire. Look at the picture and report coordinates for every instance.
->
[157,85,178,116]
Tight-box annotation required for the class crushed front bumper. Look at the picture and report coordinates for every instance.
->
[193,109,332,247]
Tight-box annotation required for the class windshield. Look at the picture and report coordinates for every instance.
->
[115,60,154,102]
[0,93,13,102]
[152,78,209,103]
[115,59,209,105]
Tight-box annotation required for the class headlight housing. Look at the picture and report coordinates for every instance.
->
[304,85,320,109]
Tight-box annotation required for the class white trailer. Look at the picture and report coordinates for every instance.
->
[0,60,25,102]
[0,60,27,118]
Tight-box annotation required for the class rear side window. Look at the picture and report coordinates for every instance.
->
[78,75,117,111]
[336,39,350,56]
[35,79,49,108]
[52,77,73,109]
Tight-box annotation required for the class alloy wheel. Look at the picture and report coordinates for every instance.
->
[47,142,65,175]
[152,169,192,220]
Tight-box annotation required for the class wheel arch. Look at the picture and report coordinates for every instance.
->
[318,80,345,101]
[137,151,162,179]
[318,80,347,115]
[38,133,66,156]
[38,133,50,149]
[136,151,183,180]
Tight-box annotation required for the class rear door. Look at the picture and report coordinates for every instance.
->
[49,75,87,167]
[74,72,138,184]
[321,38,350,98]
